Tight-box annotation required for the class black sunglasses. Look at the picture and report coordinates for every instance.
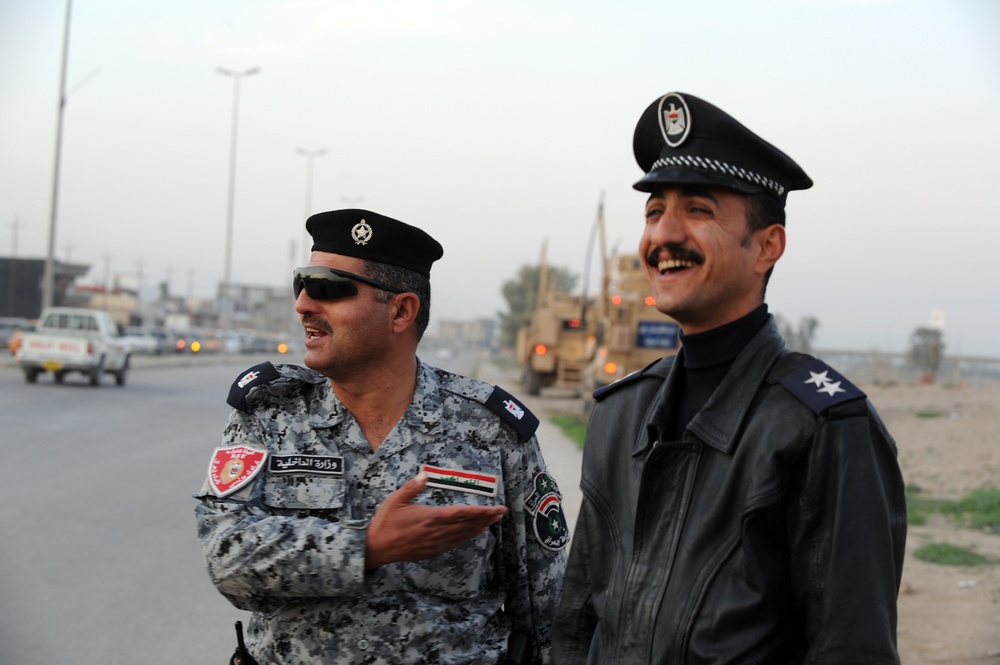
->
[293,266,404,301]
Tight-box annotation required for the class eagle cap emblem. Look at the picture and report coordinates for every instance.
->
[658,92,691,148]
[351,220,373,245]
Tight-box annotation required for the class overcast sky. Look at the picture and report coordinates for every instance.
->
[1,0,997,356]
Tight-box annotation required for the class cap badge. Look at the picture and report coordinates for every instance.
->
[351,220,373,245]
[658,92,691,148]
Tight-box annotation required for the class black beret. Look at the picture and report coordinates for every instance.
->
[305,209,443,277]
[633,92,812,200]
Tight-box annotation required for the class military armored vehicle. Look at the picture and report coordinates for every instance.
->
[582,253,681,412]
[515,246,593,396]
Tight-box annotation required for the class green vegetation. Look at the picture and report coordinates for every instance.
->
[907,485,1000,532]
[913,542,992,566]
[916,410,947,419]
[941,487,1000,531]
[906,484,949,526]
[551,412,588,450]
[906,485,1000,568]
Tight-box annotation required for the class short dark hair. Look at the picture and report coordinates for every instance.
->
[362,261,432,340]
[742,191,786,298]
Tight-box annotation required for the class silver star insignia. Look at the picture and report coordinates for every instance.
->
[804,370,829,387]
[818,380,845,396]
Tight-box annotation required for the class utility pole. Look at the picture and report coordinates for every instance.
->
[7,216,22,316]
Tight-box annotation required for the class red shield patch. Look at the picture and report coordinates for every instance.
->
[208,445,268,498]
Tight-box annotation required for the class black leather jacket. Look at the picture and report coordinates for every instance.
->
[553,319,906,664]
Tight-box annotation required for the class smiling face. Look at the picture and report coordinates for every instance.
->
[640,185,785,335]
[294,251,396,380]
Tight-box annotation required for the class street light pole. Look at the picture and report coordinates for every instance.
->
[295,147,326,263]
[42,0,73,313]
[216,65,259,333]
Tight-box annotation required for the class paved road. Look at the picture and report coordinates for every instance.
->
[0,354,256,665]
[0,350,584,664]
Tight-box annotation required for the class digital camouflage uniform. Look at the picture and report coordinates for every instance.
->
[195,359,568,664]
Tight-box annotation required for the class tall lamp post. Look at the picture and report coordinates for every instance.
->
[42,0,73,312]
[216,65,259,333]
[295,147,326,263]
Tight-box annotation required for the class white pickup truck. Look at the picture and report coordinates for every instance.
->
[17,307,130,386]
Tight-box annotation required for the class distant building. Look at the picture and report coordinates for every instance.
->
[74,284,140,328]
[0,257,91,319]
[225,282,298,336]
[0,256,296,338]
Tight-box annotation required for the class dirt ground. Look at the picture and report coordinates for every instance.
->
[866,380,1000,663]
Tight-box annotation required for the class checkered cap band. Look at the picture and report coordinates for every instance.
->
[649,154,786,197]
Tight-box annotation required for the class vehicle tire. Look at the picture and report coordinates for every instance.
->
[54,370,66,384]
[24,368,39,384]
[90,357,104,387]
[525,369,542,396]
[115,356,129,386]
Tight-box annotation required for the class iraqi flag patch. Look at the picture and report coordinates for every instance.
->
[208,445,268,498]
[422,464,499,498]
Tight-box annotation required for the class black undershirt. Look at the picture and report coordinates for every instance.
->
[666,304,769,441]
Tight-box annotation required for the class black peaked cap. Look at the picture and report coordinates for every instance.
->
[633,92,813,200]
[306,209,443,277]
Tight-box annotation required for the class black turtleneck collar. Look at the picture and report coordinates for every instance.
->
[680,304,770,370]
[660,304,770,442]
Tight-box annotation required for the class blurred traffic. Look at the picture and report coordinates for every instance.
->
[3,302,303,387]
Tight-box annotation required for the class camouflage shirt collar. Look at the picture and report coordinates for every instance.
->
[310,359,444,435]
[404,358,445,435]
[308,379,349,429]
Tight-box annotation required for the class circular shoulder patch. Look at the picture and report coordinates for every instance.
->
[658,92,691,148]
[533,494,569,551]
[525,472,568,551]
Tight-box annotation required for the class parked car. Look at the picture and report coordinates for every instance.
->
[121,326,161,355]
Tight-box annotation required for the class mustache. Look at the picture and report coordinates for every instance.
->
[301,314,332,334]
[646,244,705,267]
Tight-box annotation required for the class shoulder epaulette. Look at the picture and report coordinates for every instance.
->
[593,355,673,402]
[778,357,866,415]
[483,385,540,441]
[227,362,281,412]
[226,362,324,412]
[437,368,540,441]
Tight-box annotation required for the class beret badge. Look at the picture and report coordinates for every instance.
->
[351,220,373,245]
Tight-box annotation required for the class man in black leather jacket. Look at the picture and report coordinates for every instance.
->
[552,92,906,664]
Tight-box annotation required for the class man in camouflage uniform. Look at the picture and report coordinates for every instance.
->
[195,209,568,664]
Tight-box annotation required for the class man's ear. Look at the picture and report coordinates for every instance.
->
[756,224,786,276]
[389,292,421,334]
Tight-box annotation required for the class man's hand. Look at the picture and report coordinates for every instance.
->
[365,473,507,569]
